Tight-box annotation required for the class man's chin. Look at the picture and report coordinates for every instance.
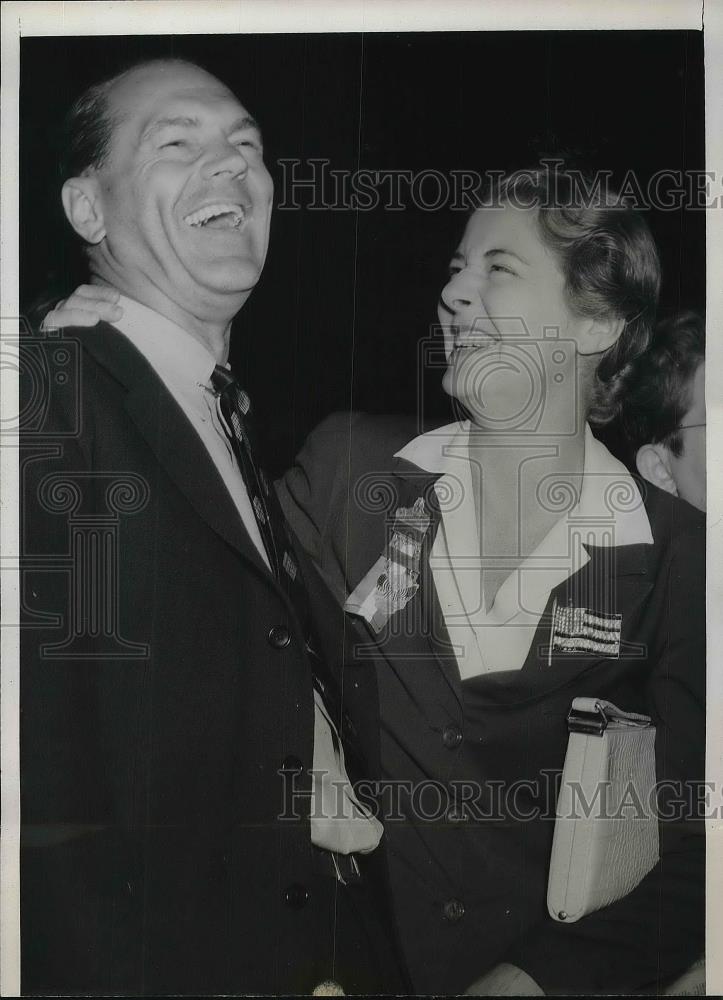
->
[188,258,265,297]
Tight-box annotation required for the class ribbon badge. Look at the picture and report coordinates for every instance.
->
[344,497,430,634]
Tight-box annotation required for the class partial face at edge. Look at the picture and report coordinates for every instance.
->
[90,62,274,309]
[669,361,706,511]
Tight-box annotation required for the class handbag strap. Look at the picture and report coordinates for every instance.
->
[567,697,652,736]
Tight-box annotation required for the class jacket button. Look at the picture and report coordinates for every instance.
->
[283,883,310,909]
[441,724,463,749]
[441,898,465,922]
[281,755,303,773]
[268,624,291,649]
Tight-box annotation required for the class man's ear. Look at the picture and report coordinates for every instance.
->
[61,176,106,244]
[575,314,625,356]
[636,443,679,497]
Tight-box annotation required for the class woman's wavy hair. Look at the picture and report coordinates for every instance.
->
[488,163,661,425]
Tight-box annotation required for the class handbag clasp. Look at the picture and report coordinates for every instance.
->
[567,701,609,736]
[567,699,652,737]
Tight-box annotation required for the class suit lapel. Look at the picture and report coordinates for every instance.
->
[349,448,654,710]
[349,458,462,710]
[77,324,273,580]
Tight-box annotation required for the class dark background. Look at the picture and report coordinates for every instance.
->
[20,31,705,475]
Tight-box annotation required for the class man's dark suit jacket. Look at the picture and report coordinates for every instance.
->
[277,411,706,996]
[19,325,386,995]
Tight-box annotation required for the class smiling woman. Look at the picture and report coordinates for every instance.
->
[276,161,706,993]
[431,167,662,608]
[439,168,660,439]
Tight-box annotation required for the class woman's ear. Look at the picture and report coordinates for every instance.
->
[61,176,106,245]
[636,443,679,497]
[575,314,626,356]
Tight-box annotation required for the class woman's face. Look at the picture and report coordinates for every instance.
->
[438,204,588,431]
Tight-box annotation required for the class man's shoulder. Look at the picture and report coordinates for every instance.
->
[66,320,150,384]
[639,478,705,582]
[641,477,705,544]
[44,318,166,401]
[28,316,140,381]
[21,318,162,443]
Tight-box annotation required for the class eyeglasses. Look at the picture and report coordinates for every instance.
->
[677,422,706,431]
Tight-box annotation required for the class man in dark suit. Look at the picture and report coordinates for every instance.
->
[20,58,404,995]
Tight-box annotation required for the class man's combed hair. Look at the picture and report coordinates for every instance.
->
[488,164,661,425]
[59,77,118,181]
[59,57,209,181]
[621,311,705,457]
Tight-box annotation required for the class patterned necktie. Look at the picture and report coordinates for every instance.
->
[211,364,282,579]
[210,365,359,765]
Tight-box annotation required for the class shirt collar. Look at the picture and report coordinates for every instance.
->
[394,419,467,472]
[395,419,653,547]
[112,294,218,392]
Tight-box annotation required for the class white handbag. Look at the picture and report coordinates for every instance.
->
[547,697,659,923]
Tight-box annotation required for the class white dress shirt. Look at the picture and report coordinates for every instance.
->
[113,295,382,854]
[395,420,654,679]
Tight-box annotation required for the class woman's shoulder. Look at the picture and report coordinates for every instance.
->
[304,410,424,467]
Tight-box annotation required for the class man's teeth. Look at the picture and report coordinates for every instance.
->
[183,203,246,228]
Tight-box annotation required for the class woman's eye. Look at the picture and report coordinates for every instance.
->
[490,263,515,276]
[162,140,186,149]
[447,265,462,277]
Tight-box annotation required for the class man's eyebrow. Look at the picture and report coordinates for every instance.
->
[228,116,264,145]
[229,115,261,134]
[141,116,199,141]
[140,114,263,143]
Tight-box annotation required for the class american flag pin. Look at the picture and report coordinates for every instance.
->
[550,601,622,658]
